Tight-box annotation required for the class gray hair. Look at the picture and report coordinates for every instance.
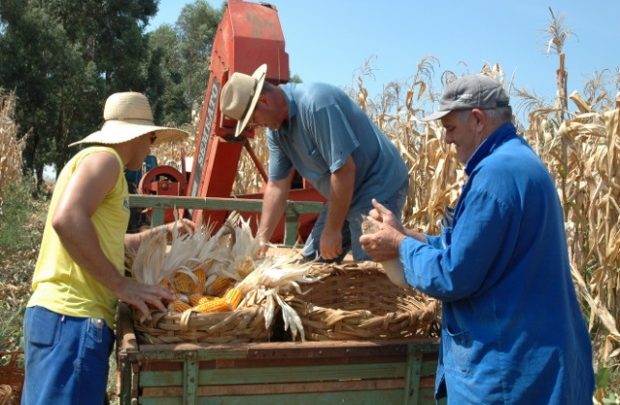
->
[484,106,513,123]
[454,106,513,124]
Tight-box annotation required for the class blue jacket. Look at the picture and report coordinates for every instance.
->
[400,123,594,404]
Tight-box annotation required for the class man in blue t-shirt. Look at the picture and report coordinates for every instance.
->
[220,64,408,261]
[360,74,594,404]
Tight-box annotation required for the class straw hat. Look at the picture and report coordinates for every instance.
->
[220,64,268,137]
[69,92,188,147]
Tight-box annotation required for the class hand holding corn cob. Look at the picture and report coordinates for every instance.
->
[360,199,408,288]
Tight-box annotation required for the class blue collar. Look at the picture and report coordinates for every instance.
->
[464,123,517,176]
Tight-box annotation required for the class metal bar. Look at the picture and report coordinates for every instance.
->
[243,137,268,183]
[403,344,423,405]
[284,204,299,246]
[151,206,165,226]
[183,352,198,405]
[128,195,323,215]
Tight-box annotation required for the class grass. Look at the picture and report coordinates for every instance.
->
[0,178,46,351]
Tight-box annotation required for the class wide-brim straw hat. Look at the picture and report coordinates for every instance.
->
[69,92,188,147]
[220,64,268,137]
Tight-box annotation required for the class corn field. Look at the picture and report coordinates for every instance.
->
[226,60,620,386]
[1,64,619,400]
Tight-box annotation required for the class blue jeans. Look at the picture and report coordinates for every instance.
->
[302,183,408,261]
[22,306,114,405]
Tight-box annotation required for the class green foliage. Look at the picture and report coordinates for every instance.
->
[176,0,222,110]
[0,176,46,350]
[0,0,224,179]
[289,73,303,83]
[595,363,620,404]
[0,0,160,181]
[0,176,42,253]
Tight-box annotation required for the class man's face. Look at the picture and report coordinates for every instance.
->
[126,133,153,170]
[440,110,484,164]
[250,98,282,130]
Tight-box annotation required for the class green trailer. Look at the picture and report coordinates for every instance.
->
[118,195,442,404]
[116,303,440,405]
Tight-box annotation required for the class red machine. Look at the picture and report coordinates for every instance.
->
[141,0,324,243]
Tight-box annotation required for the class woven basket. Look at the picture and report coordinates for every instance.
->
[0,352,24,405]
[285,262,440,341]
[133,304,271,344]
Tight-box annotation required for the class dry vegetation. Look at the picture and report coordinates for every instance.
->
[0,90,26,200]
[229,58,620,398]
[2,62,619,402]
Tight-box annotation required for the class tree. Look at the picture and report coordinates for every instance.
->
[147,25,188,126]
[0,0,161,183]
[176,1,222,115]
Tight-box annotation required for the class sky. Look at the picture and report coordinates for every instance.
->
[149,0,620,111]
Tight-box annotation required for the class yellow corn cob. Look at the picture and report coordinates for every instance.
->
[223,287,243,309]
[208,277,234,297]
[188,293,205,307]
[199,296,218,305]
[192,268,206,294]
[173,272,195,294]
[193,297,231,313]
[159,278,173,290]
[173,300,192,312]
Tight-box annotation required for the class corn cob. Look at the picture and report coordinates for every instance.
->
[188,293,205,307]
[173,272,195,294]
[172,300,192,312]
[223,287,243,309]
[207,277,234,296]
[193,297,231,313]
[193,268,207,294]
[159,278,173,290]
[198,296,218,305]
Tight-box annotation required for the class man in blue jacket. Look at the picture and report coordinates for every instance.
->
[360,74,594,404]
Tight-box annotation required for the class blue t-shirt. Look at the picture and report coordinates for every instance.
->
[267,83,408,209]
[400,123,594,404]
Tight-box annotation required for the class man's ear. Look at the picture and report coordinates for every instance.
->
[471,108,486,130]
[257,94,269,106]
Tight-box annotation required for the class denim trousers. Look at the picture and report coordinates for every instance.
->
[22,306,114,405]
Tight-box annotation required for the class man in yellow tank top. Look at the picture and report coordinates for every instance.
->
[22,92,192,405]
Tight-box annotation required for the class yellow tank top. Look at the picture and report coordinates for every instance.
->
[28,146,129,327]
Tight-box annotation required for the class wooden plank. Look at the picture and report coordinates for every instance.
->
[142,378,404,397]
[139,390,406,405]
[403,347,423,404]
[140,355,404,372]
[140,362,406,387]
[136,338,438,357]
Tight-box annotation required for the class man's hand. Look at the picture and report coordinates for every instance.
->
[368,198,406,233]
[114,277,175,320]
[360,199,406,262]
[255,237,269,259]
[320,227,343,260]
[167,218,196,235]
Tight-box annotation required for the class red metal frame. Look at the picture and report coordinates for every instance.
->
[138,166,187,223]
[185,0,324,243]
[138,1,324,243]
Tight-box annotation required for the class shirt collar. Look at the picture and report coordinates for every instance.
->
[279,84,298,132]
[464,122,517,175]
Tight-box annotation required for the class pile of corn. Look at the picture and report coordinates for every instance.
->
[130,213,323,340]
[165,270,243,314]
